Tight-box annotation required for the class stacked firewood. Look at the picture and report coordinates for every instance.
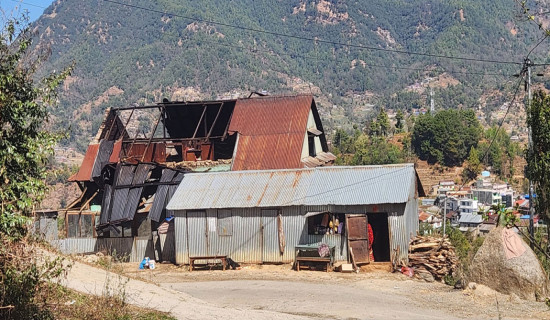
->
[408,236,459,280]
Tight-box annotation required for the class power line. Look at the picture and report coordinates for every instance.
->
[193,36,511,77]
[481,73,524,168]
[8,0,516,77]
[7,0,46,10]
[101,0,522,66]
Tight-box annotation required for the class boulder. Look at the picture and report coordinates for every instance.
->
[469,227,548,301]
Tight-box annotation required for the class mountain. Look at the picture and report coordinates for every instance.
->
[31,0,549,151]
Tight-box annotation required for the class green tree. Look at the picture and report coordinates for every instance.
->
[351,134,404,165]
[377,108,391,137]
[411,109,482,167]
[526,90,550,237]
[395,109,404,133]
[463,147,481,182]
[0,17,71,239]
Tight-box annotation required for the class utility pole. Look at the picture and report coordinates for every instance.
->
[525,58,535,247]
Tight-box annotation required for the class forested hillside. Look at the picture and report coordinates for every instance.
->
[31,0,549,151]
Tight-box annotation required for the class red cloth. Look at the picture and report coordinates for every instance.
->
[368,224,374,262]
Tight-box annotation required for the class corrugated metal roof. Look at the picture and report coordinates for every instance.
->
[69,144,100,182]
[232,134,305,170]
[167,163,417,210]
[229,95,313,170]
[458,213,483,224]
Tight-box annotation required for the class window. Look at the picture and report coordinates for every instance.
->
[218,209,232,236]
[308,212,345,235]
[66,211,97,238]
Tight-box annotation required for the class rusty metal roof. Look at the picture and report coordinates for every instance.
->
[167,163,419,210]
[69,144,100,182]
[229,95,313,170]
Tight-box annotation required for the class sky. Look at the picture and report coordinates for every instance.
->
[1,0,54,23]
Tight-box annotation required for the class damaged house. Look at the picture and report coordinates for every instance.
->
[59,95,335,261]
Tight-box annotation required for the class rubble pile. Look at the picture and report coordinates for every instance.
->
[166,159,232,170]
[408,236,459,280]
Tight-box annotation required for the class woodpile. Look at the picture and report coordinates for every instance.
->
[408,236,459,280]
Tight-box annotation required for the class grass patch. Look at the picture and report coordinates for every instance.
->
[38,283,176,320]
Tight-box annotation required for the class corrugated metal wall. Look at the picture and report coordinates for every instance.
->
[174,211,188,264]
[174,205,350,264]
[172,199,418,265]
[48,236,171,263]
[158,231,175,263]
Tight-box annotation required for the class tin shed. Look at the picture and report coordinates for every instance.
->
[166,164,424,265]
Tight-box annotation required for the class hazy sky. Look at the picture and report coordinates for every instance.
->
[1,0,54,23]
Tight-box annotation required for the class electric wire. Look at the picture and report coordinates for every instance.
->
[7,0,517,77]
[101,0,523,66]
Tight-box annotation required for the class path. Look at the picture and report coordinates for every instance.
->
[61,259,308,320]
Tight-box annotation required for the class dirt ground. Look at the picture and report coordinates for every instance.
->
[120,262,550,320]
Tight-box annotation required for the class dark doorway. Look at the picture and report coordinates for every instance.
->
[367,212,390,262]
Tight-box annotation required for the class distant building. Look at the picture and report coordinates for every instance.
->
[458,198,478,214]
[458,213,483,233]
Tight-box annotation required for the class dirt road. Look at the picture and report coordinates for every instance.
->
[61,260,308,320]
[61,252,550,320]
[123,263,550,320]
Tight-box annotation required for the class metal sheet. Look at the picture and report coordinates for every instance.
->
[172,202,416,265]
[262,209,282,263]
[130,238,153,263]
[232,134,306,170]
[38,216,58,241]
[158,230,176,263]
[187,211,208,257]
[173,211,189,264]
[100,184,112,225]
[217,209,232,236]
[388,210,409,264]
[91,139,114,179]
[109,139,123,163]
[48,237,148,262]
[149,169,177,222]
[167,164,416,210]
[229,208,262,263]
[69,144,100,181]
[123,164,153,221]
[229,95,313,171]
[110,165,135,222]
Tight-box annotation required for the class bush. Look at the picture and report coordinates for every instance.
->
[446,225,485,284]
[0,237,67,319]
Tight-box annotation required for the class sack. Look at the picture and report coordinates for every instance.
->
[318,243,330,258]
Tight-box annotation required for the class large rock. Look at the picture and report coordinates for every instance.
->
[469,227,548,301]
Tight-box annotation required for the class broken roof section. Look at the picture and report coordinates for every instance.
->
[67,94,335,233]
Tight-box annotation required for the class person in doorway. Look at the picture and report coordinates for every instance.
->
[368,223,374,262]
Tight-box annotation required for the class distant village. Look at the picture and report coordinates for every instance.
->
[419,174,534,237]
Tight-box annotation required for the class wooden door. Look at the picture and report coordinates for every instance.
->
[346,214,370,265]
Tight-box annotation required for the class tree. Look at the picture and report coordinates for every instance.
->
[462,147,481,182]
[395,109,404,132]
[351,134,405,165]
[0,16,71,239]
[526,90,550,235]
[411,109,482,167]
[377,108,390,137]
